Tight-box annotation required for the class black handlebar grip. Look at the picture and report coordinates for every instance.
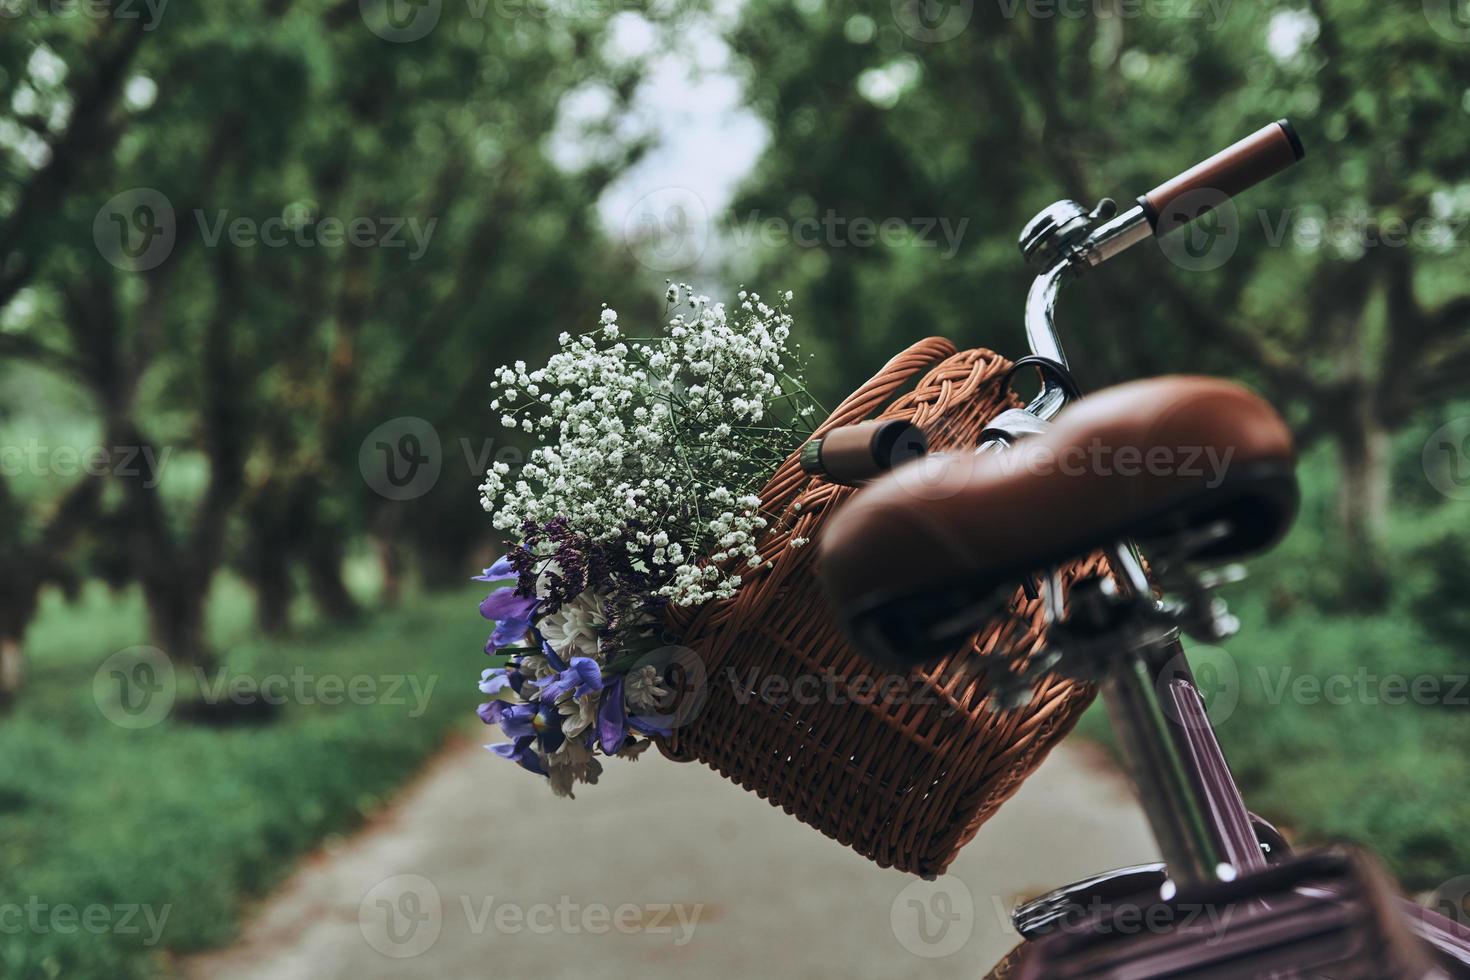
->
[1142,119,1305,236]
[800,420,927,486]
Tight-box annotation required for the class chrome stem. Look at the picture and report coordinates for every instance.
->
[1101,647,1226,891]
[1020,262,1074,424]
[1013,197,1242,890]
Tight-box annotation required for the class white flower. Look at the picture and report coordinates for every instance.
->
[624,665,670,713]
[558,694,598,738]
[517,654,555,680]
[616,739,652,761]
[479,288,814,608]
[538,589,604,660]
[546,736,603,798]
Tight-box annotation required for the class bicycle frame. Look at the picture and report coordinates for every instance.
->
[993,197,1470,973]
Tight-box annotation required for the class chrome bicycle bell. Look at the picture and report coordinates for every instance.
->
[1018,197,1117,267]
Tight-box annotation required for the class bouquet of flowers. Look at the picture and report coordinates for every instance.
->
[474,285,823,796]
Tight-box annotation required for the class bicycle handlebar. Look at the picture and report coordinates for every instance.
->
[1141,119,1304,235]
[799,419,927,486]
[819,122,1310,455]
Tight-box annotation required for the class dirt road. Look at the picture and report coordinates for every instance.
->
[183,736,1157,979]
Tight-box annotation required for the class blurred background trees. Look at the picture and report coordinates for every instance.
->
[9,0,1467,700]
[3,1,1470,971]
[0,2,655,686]
[728,0,1470,596]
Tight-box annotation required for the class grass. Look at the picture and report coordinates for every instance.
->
[2,430,1465,980]
[0,576,486,979]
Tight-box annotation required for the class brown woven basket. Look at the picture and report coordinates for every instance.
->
[659,338,1106,878]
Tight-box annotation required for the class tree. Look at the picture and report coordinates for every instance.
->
[0,0,660,674]
[725,0,1470,593]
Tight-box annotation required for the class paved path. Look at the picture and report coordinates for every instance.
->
[183,736,1157,980]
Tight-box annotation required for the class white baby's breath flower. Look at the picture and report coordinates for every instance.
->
[480,288,816,608]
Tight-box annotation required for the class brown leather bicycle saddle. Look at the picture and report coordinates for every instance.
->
[820,376,1298,666]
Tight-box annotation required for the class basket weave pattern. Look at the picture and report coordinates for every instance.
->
[660,338,1105,877]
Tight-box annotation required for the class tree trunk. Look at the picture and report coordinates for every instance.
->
[1333,411,1391,605]
[144,577,214,668]
[375,532,403,610]
[0,636,22,711]
[254,557,294,636]
[306,533,360,622]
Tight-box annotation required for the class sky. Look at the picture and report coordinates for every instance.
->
[547,3,765,279]
[548,3,1329,281]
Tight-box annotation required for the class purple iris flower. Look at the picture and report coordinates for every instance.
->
[480,586,538,653]
[489,736,546,775]
[628,715,672,738]
[479,700,565,774]
[539,638,567,672]
[479,699,535,737]
[597,675,627,754]
[473,555,516,583]
[479,667,511,696]
[536,656,603,703]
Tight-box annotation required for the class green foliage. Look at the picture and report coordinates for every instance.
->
[1081,446,1470,891]
[726,0,1470,891]
[0,581,484,979]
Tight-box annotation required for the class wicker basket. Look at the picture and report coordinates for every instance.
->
[659,338,1106,878]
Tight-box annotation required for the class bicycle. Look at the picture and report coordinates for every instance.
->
[808,121,1470,978]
